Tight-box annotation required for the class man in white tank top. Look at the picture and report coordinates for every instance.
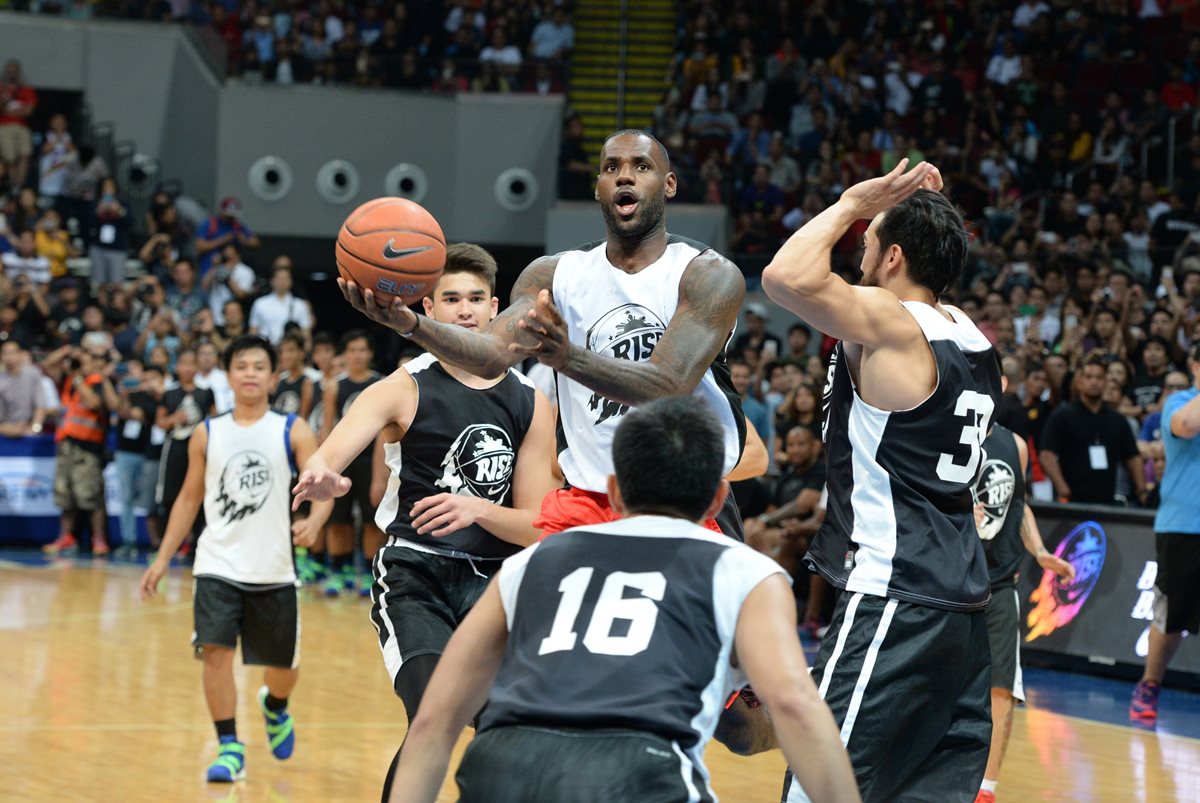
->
[140,335,332,785]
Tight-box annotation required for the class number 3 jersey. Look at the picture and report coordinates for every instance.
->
[808,302,1002,612]
[481,516,784,789]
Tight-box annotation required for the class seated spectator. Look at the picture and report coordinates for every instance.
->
[88,176,131,288]
[2,230,52,287]
[775,382,822,444]
[479,28,521,91]
[743,425,826,558]
[688,93,738,152]
[165,258,207,321]
[218,297,249,343]
[738,163,785,227]
[786,323,811,359]
[195,197,260,277]
[35,209,75,281]
[727,112,771,172]
[558,114,592,201]
[730,302,781,359]
[59,144,108,235]
[249,259,312,344]
[761,133,802,196]
[0,339,45,436]
[529,8,573,61]
[203,242,256,326]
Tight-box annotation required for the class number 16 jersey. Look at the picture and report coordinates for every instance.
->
[807,302,1001,612]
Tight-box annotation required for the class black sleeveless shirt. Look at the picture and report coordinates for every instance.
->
[271,371,306,416]
[974,424,1027,589]
[377,354,537,559]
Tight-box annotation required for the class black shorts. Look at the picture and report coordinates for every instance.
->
[985,586,1025,701]
[782,592,991,803]
[369,544,496,694]
[1154,532,1200,634]
[331,454,375,525]
[457,726,713,803]
[192,576,300,668]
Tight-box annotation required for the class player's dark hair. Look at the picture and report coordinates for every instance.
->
[1082,354,1109,372]
[612,397,724,521]
[604,129,671,171]
[440,242,498,295]
[279,333,307,352]
[876,189,968,296]
[311,331,335,350]
[222,334,277,372]
[339,329,372,352]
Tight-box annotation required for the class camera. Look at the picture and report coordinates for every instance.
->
[66,356,81,372]
[137,283,156,301]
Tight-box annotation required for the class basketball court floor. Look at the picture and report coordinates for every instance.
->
[3,552,1199,802]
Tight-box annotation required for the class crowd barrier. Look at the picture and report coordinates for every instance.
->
[0,435,150,546]
[1021,502,1200,686]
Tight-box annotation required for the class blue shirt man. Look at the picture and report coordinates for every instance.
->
[1155,382,1200,534]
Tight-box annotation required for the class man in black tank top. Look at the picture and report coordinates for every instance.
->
[319,330,384,597]
[293,245,558,801]
[270,333,313,419]
[972,417,1074,803]
[763,162,1003,802]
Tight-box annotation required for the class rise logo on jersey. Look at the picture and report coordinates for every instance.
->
[584,304,666,424]
[974,459,1016,541]
[435,424,515,502]
[215,450,274,522]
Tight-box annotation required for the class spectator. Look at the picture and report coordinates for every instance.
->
[479,28,522,91]
[528,8,573,61]
[1129,344,1200,727]
[0,59,36,191]
[112,361,161,556]
[774,382,822,443]
[218,297,249,343]
[59,144,108,232]
[761,133,802,196]
[1161,64,1197,114]
[729,357,771,460]
[558,115,592,200]
[37,113,76,204]
[0,339,45,435]
[786,323,811,359]
[88,176,131,288]
[727,112,771,171]
[985,39,1022,87]
[1138,370,1192,456]
[35,209,75,281]
[1131,336,1174,416]
[249,259,312,344]
[730,302,781,359]
[8,274,49,347]
[203,242,256,326]
[195,196,260,277]
[165,258,208,321]
[194,340,234,414]
[1040,356,1146,506]
[134,309,183,370]
[2,230,52,287]
[743,425,826,558]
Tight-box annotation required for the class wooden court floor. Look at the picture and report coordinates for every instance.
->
[3,558,1199,803]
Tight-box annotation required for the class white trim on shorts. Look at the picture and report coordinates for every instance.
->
[371,548,404,683]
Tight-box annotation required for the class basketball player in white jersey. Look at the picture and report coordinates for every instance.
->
[762,161,1003,802]
[389,398,859,803]
[292,244,558,799]
[140,335,332,784]
[339,129,762,535]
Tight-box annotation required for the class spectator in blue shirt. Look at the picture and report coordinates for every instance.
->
[195,197,260,277]
[1138,371,1191,456]
[1130,344,1200,728]
[529,8,574,61]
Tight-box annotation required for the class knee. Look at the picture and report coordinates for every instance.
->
[202,645,235,667]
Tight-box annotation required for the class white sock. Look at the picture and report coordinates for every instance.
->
[980,779,998,794]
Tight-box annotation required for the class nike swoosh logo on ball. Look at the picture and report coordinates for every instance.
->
[382,240,433,260]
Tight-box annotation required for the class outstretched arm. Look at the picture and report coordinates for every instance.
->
[289,418,335,546]
[339,257,558,379]
[1013,434,1074,580]
[513,251,745,406]
[761,159,940,348]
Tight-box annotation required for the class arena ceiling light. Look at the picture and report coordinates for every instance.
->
[384,163,429,204]
[247,156,294,202]
[494,167,539,213]
[316,159,361,205]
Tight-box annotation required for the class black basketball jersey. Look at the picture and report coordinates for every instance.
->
[807,302,1002,612]
[376,353,537,559]
[480,516,784,793]
[337,370,381,466]
[271,370,306,416]
[974,424,1026,589]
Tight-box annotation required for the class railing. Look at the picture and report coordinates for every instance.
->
[615,0,630,130]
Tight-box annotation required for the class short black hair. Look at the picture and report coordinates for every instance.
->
[876,189,968,296]
[340,329,372,352]
[222,334,277,372]
[312,331,335,350]
[788,323,811,337]
[611,397,725,521]
[603,129,671,171]
[279,332,307,352]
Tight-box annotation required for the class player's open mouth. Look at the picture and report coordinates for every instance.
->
[614,190,638,217]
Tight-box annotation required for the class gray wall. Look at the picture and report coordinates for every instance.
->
[0,12,565,246]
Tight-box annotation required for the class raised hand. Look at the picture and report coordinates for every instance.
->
[338,278,420,336]
[508,289,573,369]
[292,467,352,509]
[1036,548,1076,582]
[840,159,941,220]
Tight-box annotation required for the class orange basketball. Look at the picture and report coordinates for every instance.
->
[335,197,446,305]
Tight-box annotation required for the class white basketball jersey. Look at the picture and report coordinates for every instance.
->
[193,410,299,585]
[551,237,743,493]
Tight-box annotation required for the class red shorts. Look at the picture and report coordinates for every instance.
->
[534,487,722,538]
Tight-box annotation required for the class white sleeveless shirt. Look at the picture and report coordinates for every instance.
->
[551,237,743,493]
[193,410,299,585]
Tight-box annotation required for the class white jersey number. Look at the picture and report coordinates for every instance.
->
[936,390,995,483]
[538,567,667,658]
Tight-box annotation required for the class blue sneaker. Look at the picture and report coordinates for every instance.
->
[257,686,295,760]
[206,738,245,782]
[1130,679,1161,728]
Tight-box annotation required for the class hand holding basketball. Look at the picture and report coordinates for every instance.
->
[336,197,446,306]
[338,277,420,335]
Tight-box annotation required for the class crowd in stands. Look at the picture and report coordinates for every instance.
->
[15,0,575,94]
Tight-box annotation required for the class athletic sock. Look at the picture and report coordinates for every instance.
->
[330,553,349,572]
[215,718,238,742]
[264,693,288,713]
[980,779,998,794]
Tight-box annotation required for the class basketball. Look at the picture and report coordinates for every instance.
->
[335,197,446,305]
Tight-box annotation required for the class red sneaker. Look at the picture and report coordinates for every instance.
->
[43,533,78,554]
[975,791,996,803]
[1130,679,1161,727]
[91,536,111,557]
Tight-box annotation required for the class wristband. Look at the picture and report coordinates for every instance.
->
[400,315,420,339]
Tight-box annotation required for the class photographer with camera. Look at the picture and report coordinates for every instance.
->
[131,275,169,333]
[203,242,255,327]
[195,196,260,277]
[113,361,165,558]
[41,344,120,555]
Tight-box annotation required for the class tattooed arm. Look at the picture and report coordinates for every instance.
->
[340,256,558,379]
[516,251,745,406]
